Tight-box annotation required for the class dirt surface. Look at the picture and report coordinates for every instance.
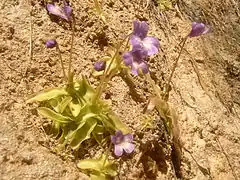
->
[0,0,239,179]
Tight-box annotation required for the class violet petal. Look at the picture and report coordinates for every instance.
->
[123,134,133,142]
[142,36,160,56]
[47,4,69,21]
[63,5,72,20]
[114,144,123,156]
[131,46,148,62]
[123,142,135,154]
[188,22,210,38]
[131,61,149,75]
[133,20,149,39]
[130,35,142,48]
[122,51,133,66]
[111,135,117,145]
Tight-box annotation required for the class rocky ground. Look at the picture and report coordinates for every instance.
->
[0,0,239,179]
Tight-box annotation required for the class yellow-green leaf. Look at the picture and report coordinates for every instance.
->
[70,118,97,149]
[38,107,71,124]
[27,88,68,103]
[59,96,72,113]
[104,111,131,134]
[69,101,81,117]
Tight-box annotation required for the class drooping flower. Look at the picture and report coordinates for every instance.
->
[111,130,135,157]
[47,1,72,21]
[45,39,57,48]
[130,20,160,56]
[94,61,106,71]
[122,45,149,75]
[188,22,210,38]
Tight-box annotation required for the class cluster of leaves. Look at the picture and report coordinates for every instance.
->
[78,154,117,180]
[27,78,130,150]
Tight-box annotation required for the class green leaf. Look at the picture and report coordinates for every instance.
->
[49,98,59,112]
[27,88,68,103]
[102,111,130,134]
[78,158,102,172]
[75,77,96,102]
[90,173,106,180]
[69,100,82,117]
[78,154,117,177]
[69,118,97,149]
[38,107,71,124]
[58,96,72,113]
[93,125,104,134]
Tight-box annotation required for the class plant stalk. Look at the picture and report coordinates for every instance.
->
[164,36,188,100]
[145,73,161,99]
[94,35,130,101]
[68,19,75,84]
[56,44,67,82]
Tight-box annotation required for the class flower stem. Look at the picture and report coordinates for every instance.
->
[164,36,188,100]
[102,142,112,168]
[94,35,130,102]
[56,44,67,82]
[68,19,75,84]
[145,73,161,99]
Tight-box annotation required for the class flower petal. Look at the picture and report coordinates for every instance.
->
[114,144,123,156]
[123,133,133,142]
[123,142,135,154]
[133,20,149,39]
[142,36,160,56]
[131,45,148,61]
[47,4,68,21]
[130,35,142,48]
[131,61,149,75]
[188,22,210,38]
[111,130,124,145]
[63,5,72,20]
[122,51,133,66]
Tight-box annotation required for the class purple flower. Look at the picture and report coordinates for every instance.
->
[94,61,106,71]
[130,20,160,56]
[45,40,57,48]
[111,130,135,157]
[122,45,149,75]
[188,22,210,38]
[47,1,72,21]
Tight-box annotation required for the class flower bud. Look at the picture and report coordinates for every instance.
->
[94,61,106,71]
[188,22,210,38]
[45,40,57,48]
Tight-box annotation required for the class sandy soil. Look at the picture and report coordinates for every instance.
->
[0,0,239,179]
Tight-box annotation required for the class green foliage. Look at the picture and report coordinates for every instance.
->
[93,0,106,23]
[27,77,130,150]
[157,0,173,10]
[140,114,155,130]
[26,88,68,103]
[78,154,117,179]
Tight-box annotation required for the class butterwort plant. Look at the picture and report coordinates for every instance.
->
[28,2,131,154]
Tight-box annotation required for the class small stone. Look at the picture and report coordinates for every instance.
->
[20,152,34,165]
